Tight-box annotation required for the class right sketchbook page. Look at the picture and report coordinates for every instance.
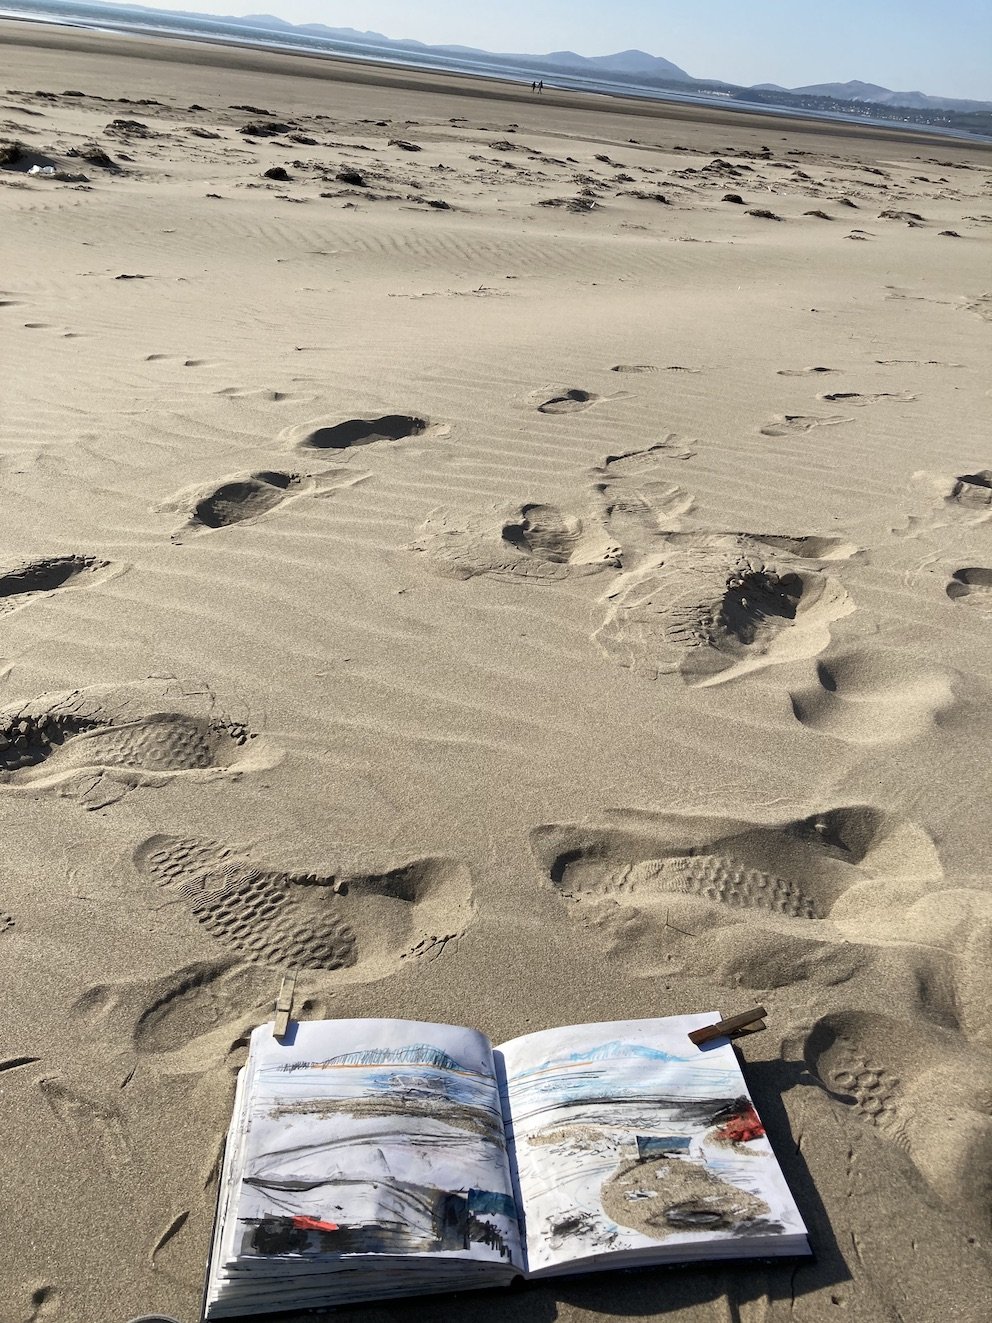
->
[497,1015,808,1276]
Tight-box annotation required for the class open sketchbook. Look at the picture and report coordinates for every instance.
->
[203,1015,809,1318]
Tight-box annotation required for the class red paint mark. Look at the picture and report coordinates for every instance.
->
[713,1104,765,1144]
[291,1215,339,1234]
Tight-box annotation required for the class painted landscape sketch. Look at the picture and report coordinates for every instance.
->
[499,1017,806,1274]
[233,1020,523,1268]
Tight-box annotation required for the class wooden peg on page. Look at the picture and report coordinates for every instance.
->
[689,1007,767,1047]
[273,971,297,1040]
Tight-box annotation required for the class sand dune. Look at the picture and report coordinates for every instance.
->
[1,17,991,1323]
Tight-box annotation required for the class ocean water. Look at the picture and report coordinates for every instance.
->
[2,0,986,142]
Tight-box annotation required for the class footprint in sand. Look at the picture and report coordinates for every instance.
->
[282,413,433,451]
[156,467,367,538]
[777,366,839,377]
[595,485,695,564]
[0,555,122,618]
[947,470,992,512]
[0,679,278,805]
[946,567,992,608]
[25,1285,61,1323]
[594,531,855,686]
[759,413,852,436]
[73,959,273,1059]
[37,1075,132,1170]
[133,835,474,976]
[588,439,699,565]
[875,359,962,368]
[533,806,926,923]
[610,364,658,375]
[961,292,992,321]
[529,804,990,1036]
[790,649,955,744]
[907,470,992,529]
[531,804,943,966]
[412,502,621,582]
[531,387,601,414]
[593,437,699,474]
[801,1010,992,1230]
[818,390,916,406]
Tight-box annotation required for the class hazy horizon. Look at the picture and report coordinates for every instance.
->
[76,0,992,101]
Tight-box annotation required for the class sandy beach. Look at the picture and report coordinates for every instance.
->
[1,19,991,1322]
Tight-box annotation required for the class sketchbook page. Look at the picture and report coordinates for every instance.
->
[220,1019,523,1276]
[498,1016,807,1276]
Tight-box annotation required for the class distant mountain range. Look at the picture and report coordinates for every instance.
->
[220,14,989,113]
[752,79,991,114]
[231,14,696,85]
[6,2,991,131]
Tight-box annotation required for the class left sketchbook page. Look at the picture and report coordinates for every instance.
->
[216,1019,524,1277]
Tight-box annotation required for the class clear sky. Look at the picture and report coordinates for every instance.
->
[106,1,992,100]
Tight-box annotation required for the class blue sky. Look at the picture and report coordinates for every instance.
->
[114,1,992,100]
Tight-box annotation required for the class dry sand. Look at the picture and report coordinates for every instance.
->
[1,19,991,1323]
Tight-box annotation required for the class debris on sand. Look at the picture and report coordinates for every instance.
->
[69,144,117,168]
[106,118,155,138]
[240,121,293,137]
[539,196,600,213]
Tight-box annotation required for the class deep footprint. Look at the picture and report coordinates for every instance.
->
[290,414,428,450]
[74,960,273,1056]
[531,806,942,978]
[790,650,954,744]
[594,533,854,685]
[803,1010,992,1226]
[0,710,255,779]
[596,437,698,473]
[133,835,474,975]
[760,414,852,437]
[603,855,821,918]
[947,567,992,604]
[948,471,992,510]
[501,503,606,565]
[535,388,599,414]
[0,556,117,616]
[158,467,364,536]
[0,680,274,791]
[819,391,915,406]
[192,471,300,528]
[412,502,620,581]
[777,366,839,377]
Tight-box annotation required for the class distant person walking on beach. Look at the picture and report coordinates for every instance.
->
[537,80,544,94]
[531,80,537,93]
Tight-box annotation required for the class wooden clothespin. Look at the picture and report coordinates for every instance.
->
[273,971,297,1040]
[689,1006,767,1047]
